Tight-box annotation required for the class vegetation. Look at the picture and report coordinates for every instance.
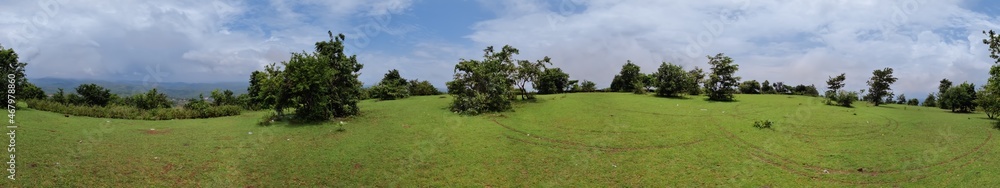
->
[0,44,27,107]
[407,79,441,96]
[738,80,761,94]
[609,60,643,93]
[865,67,898,106]
[272,32,364,121]
[27,99,241,120]
[653,62,688,97]
[536,67,570,94]
[371,69,411,100]
[447,45,519,115]
[580,80,597,92]
[941,82,977,112]
[704,53,740,101]
[513,57,551,99]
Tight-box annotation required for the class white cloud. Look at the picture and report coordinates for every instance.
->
[467,0,1000,96]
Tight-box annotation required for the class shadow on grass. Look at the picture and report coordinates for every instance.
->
[994,121,1000,130]
[702,98,740,103]
[653,95,691,100]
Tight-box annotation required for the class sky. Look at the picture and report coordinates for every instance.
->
[2,0,1000,98]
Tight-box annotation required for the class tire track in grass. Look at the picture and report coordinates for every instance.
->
[720,124,993,184]
[493,119,704,152]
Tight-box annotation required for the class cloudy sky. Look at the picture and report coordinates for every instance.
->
[2,0,999,97]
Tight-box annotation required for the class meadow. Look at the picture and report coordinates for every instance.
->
[4,93,998,187]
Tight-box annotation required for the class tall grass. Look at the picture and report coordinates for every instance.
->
[26,99,242,120]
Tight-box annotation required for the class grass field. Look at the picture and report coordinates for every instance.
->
[5,93,998,187]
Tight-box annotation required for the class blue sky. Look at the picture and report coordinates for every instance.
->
[2,0,1000,98]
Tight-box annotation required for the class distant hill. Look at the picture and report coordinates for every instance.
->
[30,77,248,99]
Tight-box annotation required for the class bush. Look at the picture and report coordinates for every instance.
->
[27,99,241,120]
[370,84,410,100]
[753,120,773,129]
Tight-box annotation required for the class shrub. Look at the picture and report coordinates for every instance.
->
[753,120,774,129]
[27,99,241,120]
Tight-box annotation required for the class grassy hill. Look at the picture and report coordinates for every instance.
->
[7,93,998,187]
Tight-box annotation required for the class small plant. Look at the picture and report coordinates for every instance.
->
[753,120,774,129]
[258,112,279,126]
[336,121,347,132]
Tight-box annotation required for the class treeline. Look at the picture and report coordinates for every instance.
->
[26,83,244,120]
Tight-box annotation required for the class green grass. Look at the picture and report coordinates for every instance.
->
[4,93,998,187]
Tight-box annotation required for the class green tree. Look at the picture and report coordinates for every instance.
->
[906,98,919,106]
[448,45,519,115]
[128,88,172,110]
[610,60,642,92]
[923,93,937,107]
[979,30,1000,118]
[51,88,66,104]
[865,67,897,106]
[704,53,740,101]
[514,57,551,99]
[938,78,953,109]
[896,94,907,105]
[210,89,237,106]
[827,73,847,91]
[941,82,977,112]
[580,80,597,92]
[738,80,761,94]
[21,81,45,100]
[654,62,687,97]
[0,44,28,107]
[761,80,774,94]
[536,67,570,94]
[276,32,364,121]
[408,80,441,96]
[75,84,113,107]
[371,69,411,100]
[686,67,705,95]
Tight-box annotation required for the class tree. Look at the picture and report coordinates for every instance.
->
[686,67,705,95]
[536,67,570,94]
[408,80,441,96]
[566,80,580,92]
[21,81,45,100]
[941,82,977,112]
[276,32,364,121]
[906,98,919,106]
[773,82,788,94]
[371,69,411,100]
[896,94,907,105]
[0,44,28,107]
[938,78,953,109]
[738,80,761,94]
[761,80,775,94]
[923,93,937,107]
[51,88,66,104]
[829,90,860,107]
[513,57,551,100]
[449,45,519,115]
[127,88,172,110]
[885,92,896,104]
[704,53,741,101]
[979,31,1000,118]
[654,62,688,97]
[580,80,597,92]
[865,67,898,106]
[827,73,847,91]
[210,89,237,106]
[610,60,642,92]
[75,84,113,107]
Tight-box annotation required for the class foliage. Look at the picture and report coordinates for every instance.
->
[753,120,774,129]
[210,89,237,106]
[738,80,761,94]
[827,73,846,91]
[513,57,551,100]
[923,93,937,107]
[610,60,643,93]
[896,94,907,105]
[761,80,775,94]
[704,53,740,101]
[21,81,46,100]
[536,67,570,94]
[654,62,688,97]
[686,67,705,95]
[938,78,953,110]
[978,65,1000,118]
[865,67,898,106]
[408,79,441,96]
[371,69,411,100]
[941,82,977,113]
[275,32,364,121]
[826,90,859,107]
[124,88,172,110]
[580,80,597,92]
[448,45,519,115]
[985,30,1000,64]
[0,44,27,107]
[27,99,241,120]
[906,98,919,106]
[75,83,114,107]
